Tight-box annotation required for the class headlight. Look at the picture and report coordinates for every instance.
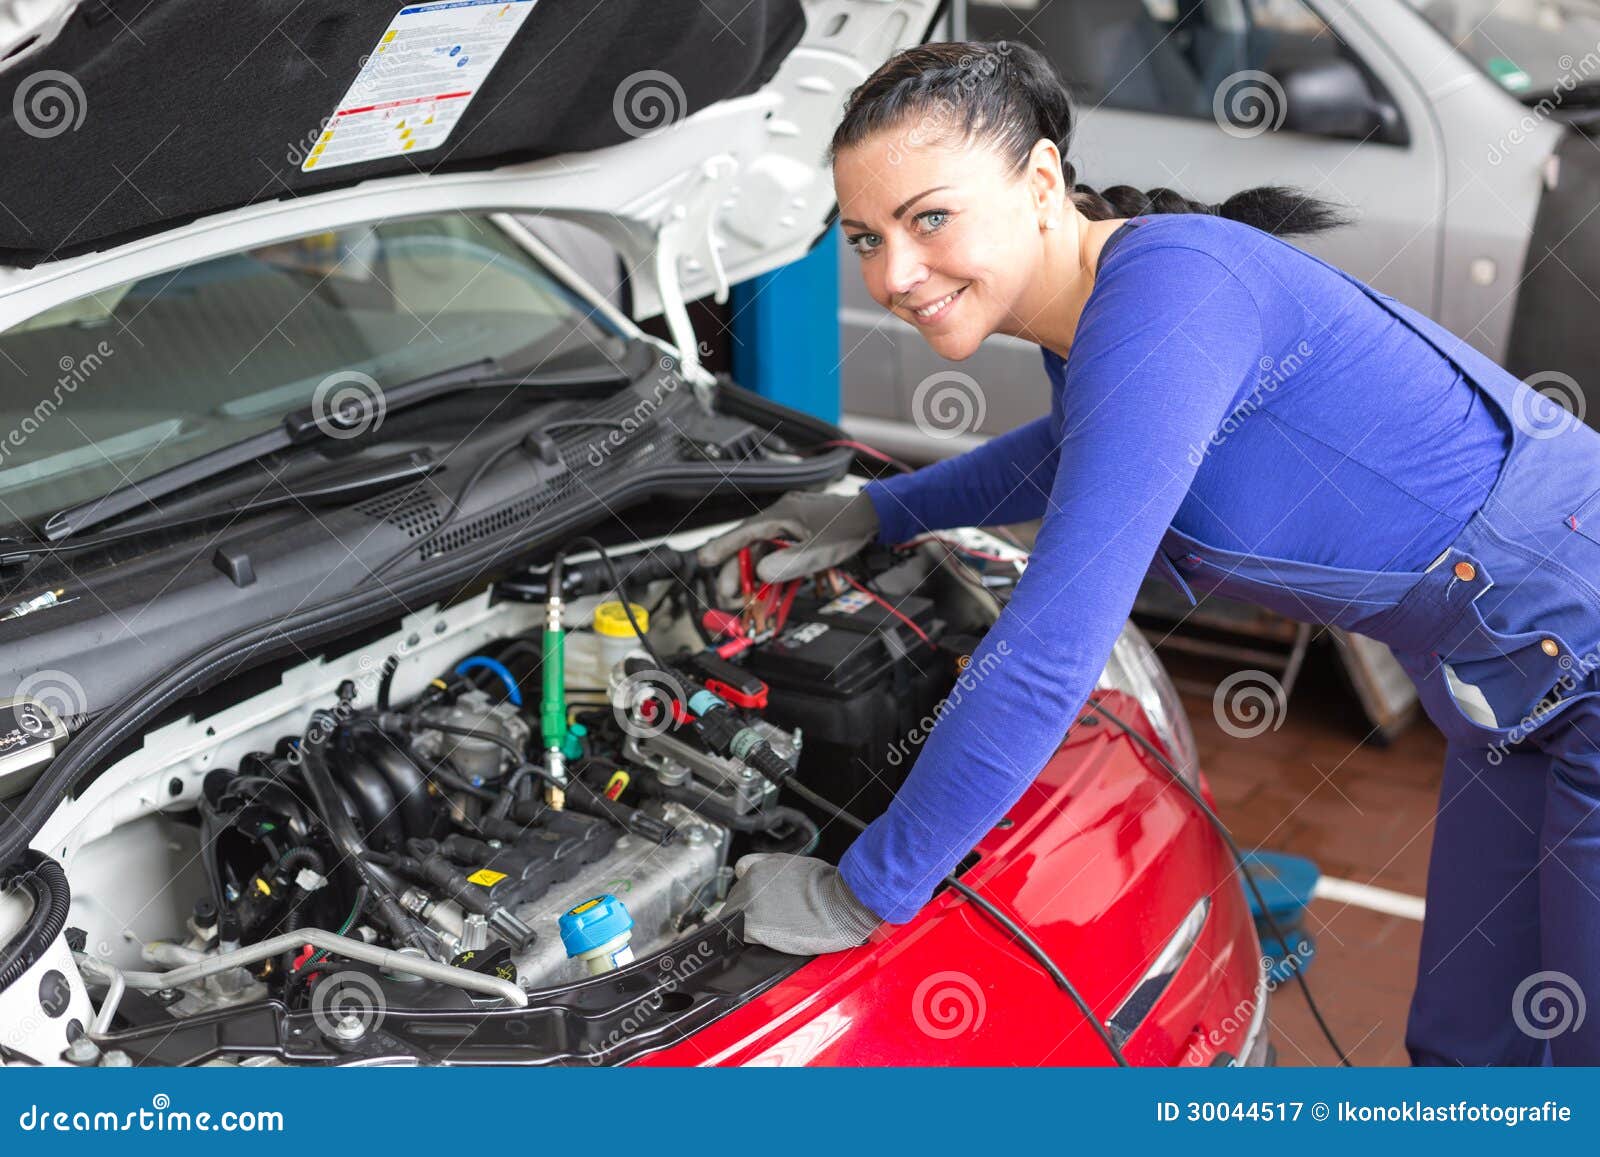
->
[1095,620,1200,786]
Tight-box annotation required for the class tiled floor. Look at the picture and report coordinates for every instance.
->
[1168,645,1448,1067]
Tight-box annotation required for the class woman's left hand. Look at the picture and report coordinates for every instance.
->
[723,853,884,954]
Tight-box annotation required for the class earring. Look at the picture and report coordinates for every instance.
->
[1042,218,1059,231]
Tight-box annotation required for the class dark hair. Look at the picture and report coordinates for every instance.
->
[829,40,1354,238]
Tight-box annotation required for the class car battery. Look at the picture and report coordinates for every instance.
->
[741,587,955,859]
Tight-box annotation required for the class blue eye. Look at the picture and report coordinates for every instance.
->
[916,210,950,232]
[846,232,881,256]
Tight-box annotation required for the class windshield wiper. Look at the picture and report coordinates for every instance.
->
[38,355,638,543]
[5,450,441,567]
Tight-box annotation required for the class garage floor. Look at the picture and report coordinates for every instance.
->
[1167,645,1447,1067]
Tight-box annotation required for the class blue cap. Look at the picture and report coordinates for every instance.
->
[558,893,633,957]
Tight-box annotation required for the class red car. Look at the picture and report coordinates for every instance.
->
[0,0,1267,1068]
[641,629,1271,1068]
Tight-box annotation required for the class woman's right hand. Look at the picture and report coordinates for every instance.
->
[696,489,881,600]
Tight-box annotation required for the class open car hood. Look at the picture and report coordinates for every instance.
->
[0,0,939,372]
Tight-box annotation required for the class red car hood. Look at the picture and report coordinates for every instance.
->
[638,692,1264,1066]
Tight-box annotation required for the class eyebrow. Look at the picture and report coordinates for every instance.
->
[839,185,951,231]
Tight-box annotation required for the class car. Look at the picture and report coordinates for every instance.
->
[0,0,1269,1068]
[843,0,1592,461]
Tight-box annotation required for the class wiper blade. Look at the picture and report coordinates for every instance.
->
[42,353,639,542]
[42,359,513,543]
[7,450,440,567]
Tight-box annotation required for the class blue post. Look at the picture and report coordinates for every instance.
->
[729,226,841,423]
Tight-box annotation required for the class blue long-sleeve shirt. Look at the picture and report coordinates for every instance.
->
[838,213,1509,923]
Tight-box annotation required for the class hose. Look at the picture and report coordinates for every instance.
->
[274,847,326,881]
[376,654,399,712]
[455,656,523,706]
[0,851,71,995]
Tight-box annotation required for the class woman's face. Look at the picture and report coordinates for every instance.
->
[834,130,1055,362]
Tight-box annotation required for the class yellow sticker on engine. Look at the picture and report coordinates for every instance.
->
[568,898,602,916]
[467,869,507,887]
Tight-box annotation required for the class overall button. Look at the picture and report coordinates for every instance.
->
[1454,561,1477,581]
[1542,638,1561,657]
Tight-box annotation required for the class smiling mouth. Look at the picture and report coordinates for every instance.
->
[907,285,966,325]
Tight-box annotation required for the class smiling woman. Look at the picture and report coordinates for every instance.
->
[828,42,1348,364]
[705,37,1600,1068]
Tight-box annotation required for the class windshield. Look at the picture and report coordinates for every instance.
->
[0,214,627,528]
[1406,0,1600,96]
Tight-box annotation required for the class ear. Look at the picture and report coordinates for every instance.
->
[1024,137,1065,226]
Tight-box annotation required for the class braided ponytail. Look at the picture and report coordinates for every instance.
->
[830,41,1353,239]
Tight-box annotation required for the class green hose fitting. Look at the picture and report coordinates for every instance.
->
[541,603,567,752]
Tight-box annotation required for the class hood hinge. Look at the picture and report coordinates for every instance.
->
[652,155,739,405]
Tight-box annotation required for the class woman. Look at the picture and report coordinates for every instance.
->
[710,40,1600,1066]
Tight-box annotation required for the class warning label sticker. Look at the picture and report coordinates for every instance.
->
[819,590,874,616]
[302,0,539,173]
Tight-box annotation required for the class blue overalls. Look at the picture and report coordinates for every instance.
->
[1148,251,1600,1066]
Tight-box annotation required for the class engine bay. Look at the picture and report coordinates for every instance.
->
[0,514,1026,1066]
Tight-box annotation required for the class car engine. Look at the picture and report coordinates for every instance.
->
[0,520,1026,1066]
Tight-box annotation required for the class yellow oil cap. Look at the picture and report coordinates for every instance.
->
[593,601,648,639]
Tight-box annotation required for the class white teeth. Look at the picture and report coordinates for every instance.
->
[914,288,961,319]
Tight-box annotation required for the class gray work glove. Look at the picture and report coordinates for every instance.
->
[724,853,884,954]
[696,490,880,601]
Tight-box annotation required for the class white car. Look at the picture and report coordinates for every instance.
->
[0,0,1270,1070]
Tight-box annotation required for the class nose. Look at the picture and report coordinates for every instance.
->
[881,238,928,305]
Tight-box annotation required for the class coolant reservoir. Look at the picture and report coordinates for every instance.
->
[559,893,635,975]
[592,601,649,679]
